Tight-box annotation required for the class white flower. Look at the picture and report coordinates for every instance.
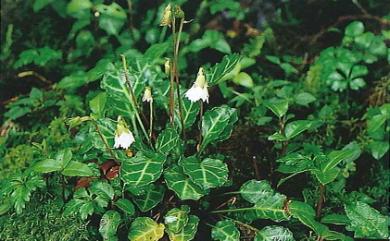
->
[142,87,153,103]
[164,216,178,224]
[113,118,135,149]
[185,67,209,103]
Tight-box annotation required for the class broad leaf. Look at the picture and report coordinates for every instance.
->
[206,54,242,86]
[240,180,274,204]
[288,201,328,236]
[264,99,288,118]
[276,153,314,174]
[164,205,190,233]
[115,198,135,216]
[121,152,165,187]
[33,158,62,173]
[254,226,295,241]
[101,70,135,119]
[284,120,313,140]
[345,201,388,239]
[211,220,240,241]
[99,210,121,241]
[175,98,200,130]
[164,165,207,201]
[167,215,199,241]
[201,106,238,151]
[62,161,95,177]
[133,184,165,212]
[180,157,228,190]
[128,217,165,241]
[155,128,180,154]
[244,193,290,222]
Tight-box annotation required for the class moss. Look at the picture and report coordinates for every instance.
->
[0,195,94,241]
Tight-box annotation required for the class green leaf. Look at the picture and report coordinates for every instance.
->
[264,99,288,118]
[244,192,290,222]
[254,226,295,241]
[115,198,135,216]
[368,140,389,159]
[164,165,207,201]
[324,148,358,172]
[95,3,127,35]
[133,184,165,212]
[289,201,328,235]
[188,30,231,54]
[120,152,165,187]
[128,217,165,241]
[155,128,180,154]
[345,201,388,239]
[33,159,62,173]
[211,220,240,241]
[276,153,314,174]
[99,210,121,241]
[345,21,364,37]
[200,106,238,151]
[284,120,313,140]
[166,215,199,241]
[240,180,274,204]
[180,157,228,190]
[164,205,190,234]
[89,92,107,118]
[321,214,350,226]
[33,0,53,12]
[62,161,95,177]
[294,92,316,106]
[206,54,242,86]
[232,72,253,88]
[175,98,200,130]
[101,70,135,119]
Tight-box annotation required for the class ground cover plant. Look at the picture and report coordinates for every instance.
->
[0,0,389,240]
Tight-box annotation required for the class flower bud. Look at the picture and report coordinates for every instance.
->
[160,4,172,27]
[142,87,153,103]
[164,58,171,74]
[114,117,135,150]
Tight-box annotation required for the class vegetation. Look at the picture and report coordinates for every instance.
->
[1,0,389,240]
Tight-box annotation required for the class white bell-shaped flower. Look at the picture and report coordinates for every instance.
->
[185,67,209,103]
[142,87,153,103]
[113,118,135,150]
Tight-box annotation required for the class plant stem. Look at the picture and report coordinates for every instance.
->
[149,101,153,139]
[93,120,118,163]
[168,18,176,124]
[173,18,185,136]
[61,175,66,202]
[120,55,151,146]
[197,101,204,152]
[316,184,326,218]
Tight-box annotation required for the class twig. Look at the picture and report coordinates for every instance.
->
[316,184,325,218]
[17,70,51,84]
[252,156,261,180]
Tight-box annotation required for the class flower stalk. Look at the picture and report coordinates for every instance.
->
[120,55,151,146]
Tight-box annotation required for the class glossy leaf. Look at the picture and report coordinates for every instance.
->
[120,152,165,187]
[254,226,294,241]
[128,217,165,241]
[211,220,240,241]
[345,202,388,239]
[180,157,228,190]
[240,180,274,204]
[164,165,207,201]
[206,54,242,86]
[115,198,135,216]
[164,205,190,234]
[167,215,199,241]
[133,184,165,212]
[200,106,238,151]
[99,210,121,241]
[155,128,180,154]
[62,161,95,177]
[264,99,288,118]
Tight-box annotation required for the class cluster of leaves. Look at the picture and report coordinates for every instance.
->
[1,0,389,241]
